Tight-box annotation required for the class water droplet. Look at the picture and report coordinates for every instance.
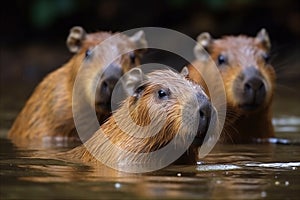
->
[261,191,267,197]
[285,181,289,186]
[177,173,182,177]
[115,183,121,189]
[275,181,280,186]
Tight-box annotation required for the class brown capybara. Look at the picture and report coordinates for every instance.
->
[8,26,148,147]
[188,29,276,143]
[68,67,216,170]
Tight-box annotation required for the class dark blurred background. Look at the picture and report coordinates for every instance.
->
[1,0,300,129]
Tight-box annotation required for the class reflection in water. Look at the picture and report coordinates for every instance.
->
[1,136,300,200]
[245,162,300,168]
[273,116,300,132]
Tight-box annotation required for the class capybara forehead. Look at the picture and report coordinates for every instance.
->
[145,70,204,96]
[81,32,136,51]
[212,36,267,55]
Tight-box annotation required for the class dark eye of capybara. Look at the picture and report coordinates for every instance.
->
[129,52,136,64]
[157,89,169,100]
[85,49,93,58]
[262,53,270,63]
[217,54,227,66]
[135,85,145,94]
[133,85,146,99]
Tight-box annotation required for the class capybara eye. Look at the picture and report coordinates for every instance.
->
[129,52,136,64]
[217,54,227,66]
[85,49,92,58]
[158,89,169,99]
[135,85,144,94]
[262,53,270,63]
[133,85,146,98]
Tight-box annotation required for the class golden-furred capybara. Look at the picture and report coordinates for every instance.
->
[68,67,217,170]
[188,29,276,143]
[8,26,147,147]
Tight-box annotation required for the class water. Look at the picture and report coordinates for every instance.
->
[1,78,300,200]
[1,137,300,199]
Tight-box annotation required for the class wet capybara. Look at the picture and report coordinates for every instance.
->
[188,29,276,143]
[8,26,147,146]
[68,67,216,169]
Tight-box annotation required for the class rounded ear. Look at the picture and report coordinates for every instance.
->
[66,26,87,53]
[180,66,189,78]
[129,30,148,49]
[121,68,147,96]
[255,28,271,51]
[194,32,213,61]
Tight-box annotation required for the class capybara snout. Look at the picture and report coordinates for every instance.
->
[96,64,123,112]
[235,66,267,110]
[196,96,212,139]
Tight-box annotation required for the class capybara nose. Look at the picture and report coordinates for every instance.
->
[197,99,212,138]
[100,77,118,95]
[100,64,122,95]
[243,77,266,105]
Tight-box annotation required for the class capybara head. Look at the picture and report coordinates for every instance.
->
[75,67,217,168]
[67,26,147,116]
[194,29,276,113]
[110,67,214,152]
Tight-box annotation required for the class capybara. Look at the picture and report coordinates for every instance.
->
[68,67,216,170]
[8,26,147,146]
[188,29,276,143]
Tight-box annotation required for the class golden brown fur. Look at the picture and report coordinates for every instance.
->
[8,27,147,147]
[188,29,276,143]
[69,69,213,166]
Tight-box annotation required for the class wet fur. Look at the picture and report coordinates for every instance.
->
[189,33,276,143]
[69,69,209,165]
[8,30,144,146]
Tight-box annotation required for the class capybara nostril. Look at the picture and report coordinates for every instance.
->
[244,82,252,91]
[100,77,118,94]
[197,100,212,138]
[101,80,109,91]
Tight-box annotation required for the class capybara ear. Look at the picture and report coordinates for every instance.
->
[129,30,148,49]
[180,66,189,78]
[255,28,271,51]
[194,32,213,61]
[122,68,147,96]
[66,26,87,53]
